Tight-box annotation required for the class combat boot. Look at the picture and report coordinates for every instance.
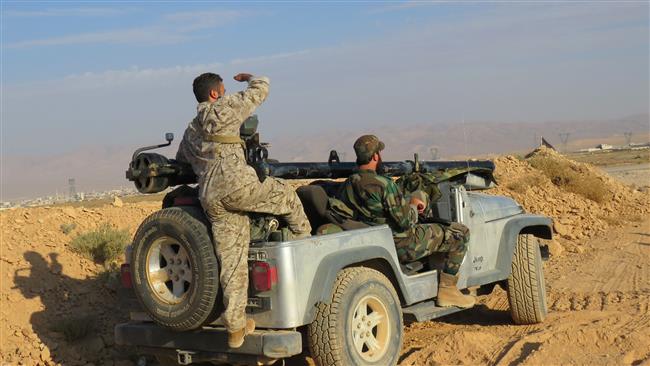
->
[228,318,256,348]
[436,273,476,308]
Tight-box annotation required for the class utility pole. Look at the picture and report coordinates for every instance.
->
[558,133,571,153]
[624,132,633,146]
[68,178,77,201]
[429,146,439,160]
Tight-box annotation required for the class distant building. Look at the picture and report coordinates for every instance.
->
[596,144,613,150]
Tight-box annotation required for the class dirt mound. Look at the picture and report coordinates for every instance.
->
[1,149,649,365]
[488,146,649,253]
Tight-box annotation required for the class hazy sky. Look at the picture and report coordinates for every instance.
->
[1,1,649,199]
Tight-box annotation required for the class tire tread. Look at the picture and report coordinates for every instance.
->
[132,206,220,331]
[307,267,401,366]
[507,234,547,324]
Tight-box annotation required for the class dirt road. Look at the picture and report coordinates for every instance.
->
[603,163,650,189]
[398,216,650,366]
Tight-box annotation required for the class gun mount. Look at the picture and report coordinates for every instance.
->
[126,115,496,194]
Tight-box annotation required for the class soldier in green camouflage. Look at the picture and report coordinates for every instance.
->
[176,72,311,348]
[339,135,475,308]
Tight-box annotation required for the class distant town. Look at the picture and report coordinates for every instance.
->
[576,141,650,153]
[0,186,143,210]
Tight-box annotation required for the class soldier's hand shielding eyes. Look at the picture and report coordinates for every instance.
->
[234,73,253,82]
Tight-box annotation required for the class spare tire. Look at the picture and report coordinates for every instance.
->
[131,206,220,331]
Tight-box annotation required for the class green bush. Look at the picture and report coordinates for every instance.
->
[60,223,76,235]
[70,223,130,264]
[51,315,95,341]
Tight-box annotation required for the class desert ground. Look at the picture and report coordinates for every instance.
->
[1,147,649,366]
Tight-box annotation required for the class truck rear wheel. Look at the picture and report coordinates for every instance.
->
[131,207,220,331]
[308,267,403,366]
[507,233,548,324]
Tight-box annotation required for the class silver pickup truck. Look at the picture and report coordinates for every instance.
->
[115,130,552,366]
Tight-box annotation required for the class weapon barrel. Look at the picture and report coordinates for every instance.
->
[260,160,495,180]
[127,152,495,194]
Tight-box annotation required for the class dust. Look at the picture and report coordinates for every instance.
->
[1,148,649,365]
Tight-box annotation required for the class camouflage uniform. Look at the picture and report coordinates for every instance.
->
[177,76,311,332]
[340,135,469,275]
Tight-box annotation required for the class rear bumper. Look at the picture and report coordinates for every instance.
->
[114,322,302,360]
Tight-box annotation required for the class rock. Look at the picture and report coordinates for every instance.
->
[547,240,564,257]
[112,197,124,208]
[553,222,571,237]
[62,207,78,218]
[100,334,114,347]
[81,335,105,354]
[40,347,51,361]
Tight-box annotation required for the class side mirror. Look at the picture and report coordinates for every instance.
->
[165,133,174,143]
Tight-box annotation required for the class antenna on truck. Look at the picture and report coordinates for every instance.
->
[460,114,471,171]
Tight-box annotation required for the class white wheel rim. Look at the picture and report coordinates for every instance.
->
[146,237,192,304]
[351,295,390,362]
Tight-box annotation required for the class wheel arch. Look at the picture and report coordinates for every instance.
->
[302,246,407,325]
[494,215,553,280]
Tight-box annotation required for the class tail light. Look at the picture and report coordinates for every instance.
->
[251,261,277,292]
[120,263,133,288]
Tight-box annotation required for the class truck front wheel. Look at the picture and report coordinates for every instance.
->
[308,267,403,366]
[506,233,548,324]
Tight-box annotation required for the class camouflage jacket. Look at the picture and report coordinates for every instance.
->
[176,76,270,199]
[339,169,418,235]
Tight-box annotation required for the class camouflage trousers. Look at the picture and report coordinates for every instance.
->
[395,222,470,275]
[200,177,312,331]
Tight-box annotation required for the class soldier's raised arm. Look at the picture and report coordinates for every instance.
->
[230,73,270,122]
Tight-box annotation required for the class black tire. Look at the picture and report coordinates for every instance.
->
[506,233,548,324]
[131,206,220,331]
[308,268,403,366]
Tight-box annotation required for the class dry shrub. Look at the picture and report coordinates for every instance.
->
[60,222,76,235]
[51,315,95,341]
[70,223,129,264]
[506,174,547,194]
[527,155,610,203]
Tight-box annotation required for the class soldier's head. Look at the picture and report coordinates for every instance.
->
[193,73,225,103]
[354,135,385,170]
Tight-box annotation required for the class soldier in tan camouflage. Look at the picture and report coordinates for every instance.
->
[339,135,475,308]
[176,72,311,348]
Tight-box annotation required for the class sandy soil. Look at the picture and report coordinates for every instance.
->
[1,148,649,366]
[398,216,650,366]
[603,163,650,190]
